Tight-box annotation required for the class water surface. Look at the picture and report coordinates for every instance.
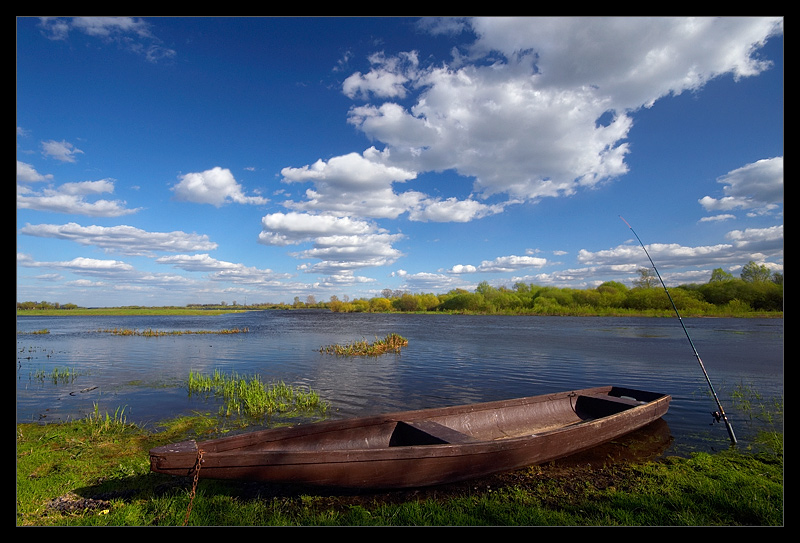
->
[17,311,783,455]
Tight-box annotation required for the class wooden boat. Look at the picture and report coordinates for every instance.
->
[149,385,670,489]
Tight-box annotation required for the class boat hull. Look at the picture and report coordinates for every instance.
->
[150,385,670,489]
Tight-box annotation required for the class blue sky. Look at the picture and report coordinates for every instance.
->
[17,17,783,307]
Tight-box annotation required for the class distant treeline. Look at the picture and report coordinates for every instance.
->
[16,262,783,317]
[320,262,783,316]
[16,301,81,311]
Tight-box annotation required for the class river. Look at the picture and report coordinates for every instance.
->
[16,311,783,456]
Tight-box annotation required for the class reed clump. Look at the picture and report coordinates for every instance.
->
[33,367,81,383]
[319,333,409,356]
[97,327,248,337]
[187,370,328,419]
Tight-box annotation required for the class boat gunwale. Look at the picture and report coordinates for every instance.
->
[151,386,670,460]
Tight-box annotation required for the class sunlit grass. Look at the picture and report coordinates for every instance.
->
[319,333,409,356]
[187,370,328,420]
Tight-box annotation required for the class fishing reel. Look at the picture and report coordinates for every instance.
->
[710,411,723,424]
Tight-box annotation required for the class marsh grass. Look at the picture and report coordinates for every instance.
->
[34,367,82,383]
[319,333,409,356]
[97,327,249,337]
[83,404,134,437]
[187,370,328,420]
[730,382,784,456]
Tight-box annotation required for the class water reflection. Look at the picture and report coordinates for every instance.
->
[17,311,782,455]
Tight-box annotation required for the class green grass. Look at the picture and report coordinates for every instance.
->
[319,333,409,356]
[187,370,328,420]
[17,307,251,316]
[17,410,783,526]
[33,367,83,383]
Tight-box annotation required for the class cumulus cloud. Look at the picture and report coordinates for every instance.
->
[172,167,268,207]
[579,224,783,273]
[41,139,84,162]
[156,253,292,284]
[342,51,420,99]
[280,149,420,219]
[19,222,218,257]
[18,252,196,296]
[259,212,378,246]
[17,161,53,183]
[17,178,141,217]
[446,255,547,274]
[342,17,782,203]
[280,147,505,223]
[699,156,783,215]
[259,212,404,278]
[266,17,782,285]
[17,254,135,275]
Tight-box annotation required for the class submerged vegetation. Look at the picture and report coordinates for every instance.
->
[319,333,409,356]
[186,370,328,420]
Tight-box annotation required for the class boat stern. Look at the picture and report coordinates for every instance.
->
[149,439,200,476]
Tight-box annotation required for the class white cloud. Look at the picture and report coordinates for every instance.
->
[578,223,783,272]
[172,167,268,207]
[280,149,419,219]
[156,254,292,284]
[17,161,53,183]
[341,17,782,203]
[448,264,477,274]
[477,255,548,273]
[20,222,218,256]
[17,178,141,217]
[259,212,405,276]
[259,212,378,246]
[725,225,783,253]
[446,255,547,274]
[38,17,175,63]
[394,270,465,292]
[18,254,135,275]
[409,197,505,222]
[699,156,783,214]
[342,51,420,99]
[41,139,83,162]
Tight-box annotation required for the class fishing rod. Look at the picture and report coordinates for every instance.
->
[620,216,737,445]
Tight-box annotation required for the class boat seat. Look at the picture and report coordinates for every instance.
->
[390,420,477,446]
[574,393,644,419]
[584,393,645,406]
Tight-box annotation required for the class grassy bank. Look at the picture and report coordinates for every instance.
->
[17,307,250,316]
[16,413,783,526]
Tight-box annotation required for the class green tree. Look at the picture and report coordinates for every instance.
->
[709,268,734,282]
[741,261,772,283]
[633,267,658,289]
[369,297,393,312]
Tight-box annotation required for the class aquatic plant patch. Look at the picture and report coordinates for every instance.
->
[96,327,249,337]
[187,370,328,420]
[319,333,409,356]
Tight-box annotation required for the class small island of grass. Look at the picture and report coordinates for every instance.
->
[320,333,409,356]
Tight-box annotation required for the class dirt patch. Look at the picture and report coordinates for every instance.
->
[47,492,112,515]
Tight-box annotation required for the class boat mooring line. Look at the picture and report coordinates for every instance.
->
[620,216,737,445]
